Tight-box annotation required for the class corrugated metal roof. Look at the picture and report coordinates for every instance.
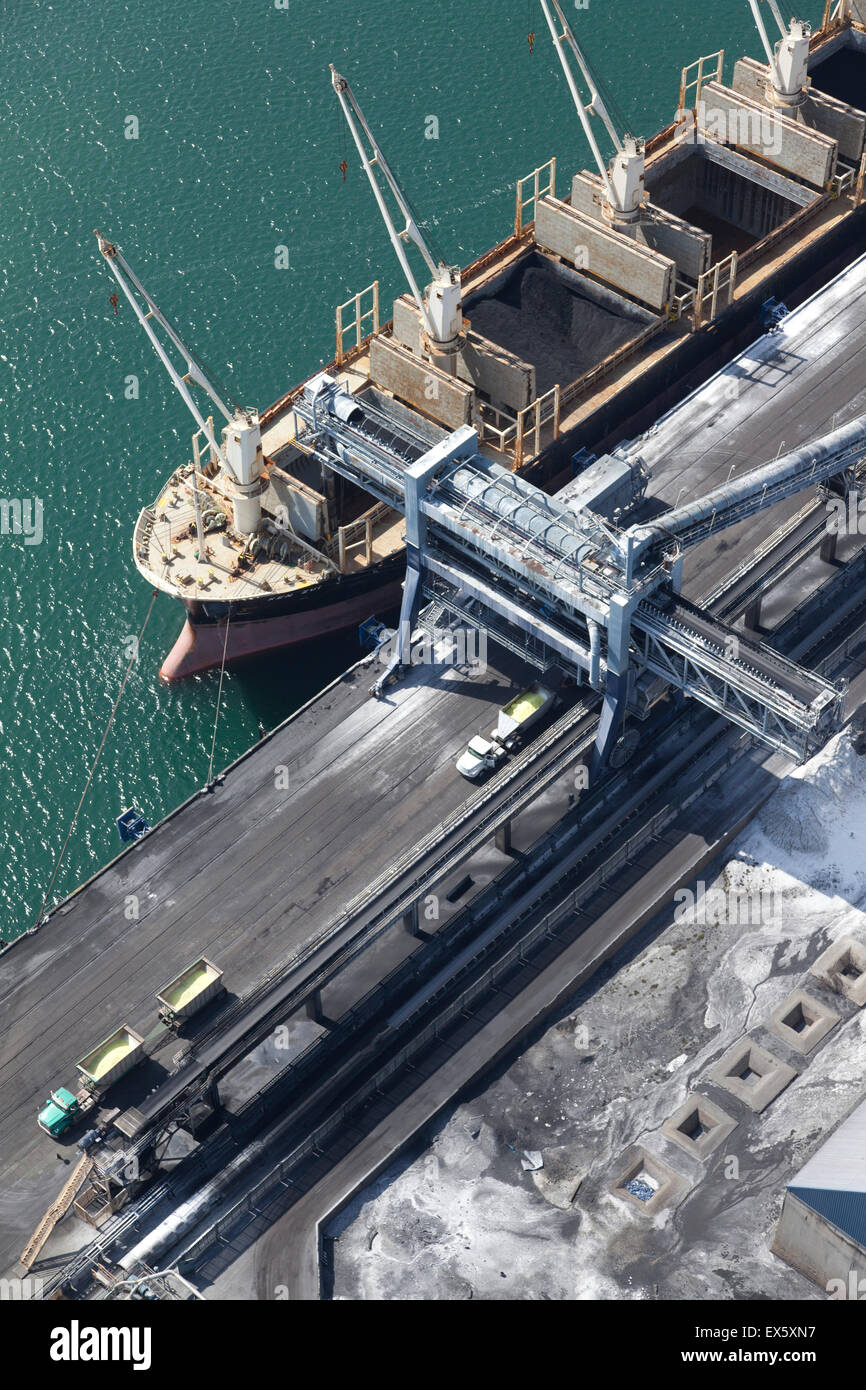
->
[789,1095,866,1250]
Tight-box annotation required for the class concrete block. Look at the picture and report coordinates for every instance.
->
[369,336,474,431]
[733,56,866,164]
[392,294,423,355]
[609,1145,689,1214]
[766,988,839,1055]
[534,196,675,311]
[569,170,605,222]
[569,169,711,278]
[639,205,712,282]
[459,332,535,414]
[391,296,535,413]
[662,1094,738,1159]
[707,1038,797,1113]
[700,81,837,190]
[810,936,866,1006]
[262,468,327,544]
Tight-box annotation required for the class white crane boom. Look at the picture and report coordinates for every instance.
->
[330,66,463,358]
[95,231,265,532]
[538,0,644,222]
[747,0,811,106]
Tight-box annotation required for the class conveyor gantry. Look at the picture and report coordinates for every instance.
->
[624,413,866,559]
[293,374,849,764]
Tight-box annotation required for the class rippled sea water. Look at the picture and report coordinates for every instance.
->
[0,0,825,940]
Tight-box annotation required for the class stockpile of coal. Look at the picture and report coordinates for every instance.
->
[468,261,643,395]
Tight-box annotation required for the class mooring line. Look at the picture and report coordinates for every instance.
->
[33,590,159,929]
[206,611,232,788]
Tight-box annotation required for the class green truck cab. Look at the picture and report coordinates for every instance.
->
[37,1087,81,1138]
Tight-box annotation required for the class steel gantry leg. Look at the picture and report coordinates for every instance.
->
[591,594,634,778]
[372,426,478,696]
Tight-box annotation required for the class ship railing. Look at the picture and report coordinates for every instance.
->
[329,500,391,569]
[831,161,856,199]
[477,401,519,454]
[514,157,557,236]
[134,508,157,565]
[336,281,380,368]
[191,418,220,477]
[678,50,725,117]
[514,384,561,469]
[693,251,738,329]
[824,1,856,32]
[669,282,697,322]
[133,505,179,583]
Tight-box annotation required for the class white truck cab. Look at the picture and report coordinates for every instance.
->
[455,736,506,780]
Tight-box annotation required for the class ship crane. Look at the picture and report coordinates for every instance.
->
[330,66,464,374]
[94,231,265,536]
[747,0,811,109]
[538,0,645,226]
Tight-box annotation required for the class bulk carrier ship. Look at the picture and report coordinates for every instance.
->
[99,0,866,680]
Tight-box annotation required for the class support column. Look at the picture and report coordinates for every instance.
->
[372,426,478,697]
[495,819,515,856]
[402,900,435,940]
[820,531,838,564]
[592,594,634,778]
[202,1076,220,1113]
[305,988,327,1027]
[744,596,762,629]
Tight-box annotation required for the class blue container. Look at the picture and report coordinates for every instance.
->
[117,807,150,843]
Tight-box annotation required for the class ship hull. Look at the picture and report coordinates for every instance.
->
[160,556,404,680]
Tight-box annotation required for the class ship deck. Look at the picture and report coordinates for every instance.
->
[259,180,860,487]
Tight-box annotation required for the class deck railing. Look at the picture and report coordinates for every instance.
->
[515,158,557,236]
[336,281,380,367]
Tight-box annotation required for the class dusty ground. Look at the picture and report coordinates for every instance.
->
[330,731,866,1300]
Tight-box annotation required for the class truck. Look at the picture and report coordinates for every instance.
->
[456,680,559,779]
[37,1087,94,1139]
[156,956,225,1027]
[76,1023,145,1095]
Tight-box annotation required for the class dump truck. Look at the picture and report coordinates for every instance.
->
[76,1024,145,1095]
[37,1087,95,1139]
[156,956,225,1026]
[456,680,559,779]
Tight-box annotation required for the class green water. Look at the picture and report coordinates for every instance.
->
[0,0,827,942]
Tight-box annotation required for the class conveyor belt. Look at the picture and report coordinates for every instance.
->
[659,598,831,708]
